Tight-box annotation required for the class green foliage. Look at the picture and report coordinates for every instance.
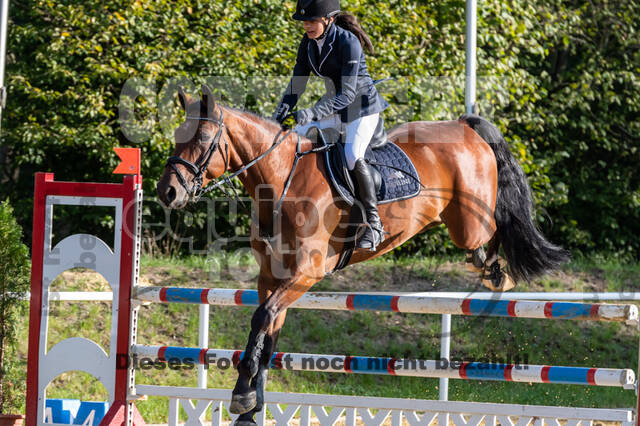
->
[0,200,30,413]
[0,0,638,256]
[527,0,640,255]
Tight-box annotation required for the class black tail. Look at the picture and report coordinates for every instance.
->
[460,114,570,282]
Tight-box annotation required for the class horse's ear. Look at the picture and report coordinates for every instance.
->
[201,84,216,118]
[178,86,191,110]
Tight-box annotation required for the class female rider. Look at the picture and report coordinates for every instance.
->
[273,0,389,251]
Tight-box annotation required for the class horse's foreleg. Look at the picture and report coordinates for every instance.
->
[230,304,288,414]
[231,275,277,416]
[231,274,316,414]
[230,306,269,414]
[253,311,287,412]
[234,311,287,426]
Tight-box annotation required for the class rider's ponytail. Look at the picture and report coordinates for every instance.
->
[334,12,374,54]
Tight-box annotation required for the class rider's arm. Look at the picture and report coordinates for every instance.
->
[310,35,361,120]
[275,38,311,119]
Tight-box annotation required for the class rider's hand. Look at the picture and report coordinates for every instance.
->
[280,108,314,130]
[273,103,290,124]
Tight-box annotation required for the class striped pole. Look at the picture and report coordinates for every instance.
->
[131,345,635,388]
[134,287,639,324]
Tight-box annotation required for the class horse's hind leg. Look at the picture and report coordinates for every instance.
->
[440,199,494,273]
[480,234,515,292]
[439,191,515,291]
[465,247,486,273]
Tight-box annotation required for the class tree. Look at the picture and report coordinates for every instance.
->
[1,0,638,257]
[0,200,30,413]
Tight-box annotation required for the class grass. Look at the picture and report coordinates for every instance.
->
[11,253,640,422]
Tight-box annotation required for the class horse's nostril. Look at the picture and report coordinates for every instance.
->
[166,186,176,203]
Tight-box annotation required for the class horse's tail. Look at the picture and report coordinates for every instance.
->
[459,114,570,282]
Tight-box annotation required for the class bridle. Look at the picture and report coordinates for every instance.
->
[165,104,358,240]
[166,105,296,203]
[166,105,229,201]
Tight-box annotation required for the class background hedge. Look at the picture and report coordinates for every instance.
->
[1,0,638,257]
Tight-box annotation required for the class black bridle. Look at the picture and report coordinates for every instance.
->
[166,105,298,203]
[166,106,229,201]
[166,105,340,239]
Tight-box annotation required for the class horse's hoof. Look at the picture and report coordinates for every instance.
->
[499,272,516,291]
[466,262,483,274]
[481,256,515,292]
[229,391,257,414]
[482,272,515,292]
[234,420,257,426]
[465,249,486,274]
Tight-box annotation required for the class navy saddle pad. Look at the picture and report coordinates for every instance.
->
[316,128,422,206]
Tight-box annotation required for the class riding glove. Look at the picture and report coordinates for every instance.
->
[273,103,290,123]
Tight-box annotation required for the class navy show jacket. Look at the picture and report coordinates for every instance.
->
[278,23,388,123]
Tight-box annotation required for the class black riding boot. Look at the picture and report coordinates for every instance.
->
[352,158,385,250]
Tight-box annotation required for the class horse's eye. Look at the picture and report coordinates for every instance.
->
[201,132,214,142]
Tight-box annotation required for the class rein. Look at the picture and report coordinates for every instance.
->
[167,106,291,202]
[269,133,332,238]
[166,108,331,238]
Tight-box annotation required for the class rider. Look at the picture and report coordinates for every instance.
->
[273,0,389,250]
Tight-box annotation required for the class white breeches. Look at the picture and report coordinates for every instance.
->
[295,112,380,170]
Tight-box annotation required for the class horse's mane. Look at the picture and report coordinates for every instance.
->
[210,104,303,152]
[224,105,282,133]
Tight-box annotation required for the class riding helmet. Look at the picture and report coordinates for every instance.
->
[292,0,340,20]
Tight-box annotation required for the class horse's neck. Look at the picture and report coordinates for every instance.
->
[226,110,301,200]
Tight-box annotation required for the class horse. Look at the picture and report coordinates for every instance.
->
[156,85,569,425]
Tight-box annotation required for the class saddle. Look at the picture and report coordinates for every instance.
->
[306,118,421,206]
[306,118,422,273]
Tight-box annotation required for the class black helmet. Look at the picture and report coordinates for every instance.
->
[292,0,340,21]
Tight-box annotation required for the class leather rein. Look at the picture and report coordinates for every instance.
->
[166,106,331,237]
[167,106,291,202]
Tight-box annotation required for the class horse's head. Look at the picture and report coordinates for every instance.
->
[157,85,228,208]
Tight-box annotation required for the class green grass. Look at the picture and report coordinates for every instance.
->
[12,253,640,422]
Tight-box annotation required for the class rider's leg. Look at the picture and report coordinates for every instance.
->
[344,113,379,170]
[344,113,385,250]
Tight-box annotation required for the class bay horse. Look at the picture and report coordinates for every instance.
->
[156,85,568,424]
